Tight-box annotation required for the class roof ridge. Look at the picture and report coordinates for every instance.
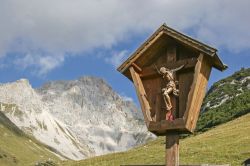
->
[161,24,217,52]
[117,23,226,73]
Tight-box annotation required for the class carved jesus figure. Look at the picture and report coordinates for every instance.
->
[155,65,184,121]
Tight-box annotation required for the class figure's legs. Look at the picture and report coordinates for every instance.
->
[163,88,173,121]
[163,88,173,111]
[165,94,172,110]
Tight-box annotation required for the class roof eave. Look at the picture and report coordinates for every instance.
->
[117,24,166,73]
[213,53,228,71]
[117,23,227,74]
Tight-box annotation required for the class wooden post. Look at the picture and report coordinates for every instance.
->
[166,133,179,166]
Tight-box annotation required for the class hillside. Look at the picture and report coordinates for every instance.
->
[197,67,250,131]
[62,112,250,166]
[0,109,60,166]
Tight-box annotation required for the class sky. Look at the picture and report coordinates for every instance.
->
[0,0,249,104]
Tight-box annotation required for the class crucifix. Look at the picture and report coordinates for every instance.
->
[139,45,189,122]
[154,64,184,121]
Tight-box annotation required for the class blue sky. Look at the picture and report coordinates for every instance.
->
[0,0,249,104]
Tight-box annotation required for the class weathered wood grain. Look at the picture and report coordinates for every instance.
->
[166,133,179,166]
[148,118,185,132]
[183,54,211,132]
[129,66,152,126]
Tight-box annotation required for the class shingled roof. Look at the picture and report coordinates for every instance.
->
[117,23,227,73]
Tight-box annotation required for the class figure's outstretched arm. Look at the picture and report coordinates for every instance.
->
[154,64,161,75]
[171,64,185,73]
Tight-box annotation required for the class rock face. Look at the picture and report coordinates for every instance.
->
[0,77,155,160]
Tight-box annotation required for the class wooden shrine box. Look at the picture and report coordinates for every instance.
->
[117,24,227,136]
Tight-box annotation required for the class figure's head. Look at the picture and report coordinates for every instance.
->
[159,67,174,80]
[159,67,167,75]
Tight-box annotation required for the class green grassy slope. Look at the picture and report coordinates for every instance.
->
[0,111,60,166]
[62,113,250,166]
[197,68,250,132]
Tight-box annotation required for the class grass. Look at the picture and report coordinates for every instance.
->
[0,111,60,166]
[62,113,250,166]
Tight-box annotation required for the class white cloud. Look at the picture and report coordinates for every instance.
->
[105,50,129,68]
[119,94,134,102]
[14,53,64,76]
[0,0,249,74]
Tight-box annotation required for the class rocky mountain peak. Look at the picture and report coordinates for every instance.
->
[3,78,32,90]
[0,76,154,160]
[16,78,30,84]
[0,78,38,105]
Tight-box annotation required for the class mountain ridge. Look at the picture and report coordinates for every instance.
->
[0,76,154,160]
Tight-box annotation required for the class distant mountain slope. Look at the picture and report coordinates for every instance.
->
[0,80,91,160]
[0,77,154,160]
[0,109,60,166]
[63,112,250,166]
[197,67,250,131]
